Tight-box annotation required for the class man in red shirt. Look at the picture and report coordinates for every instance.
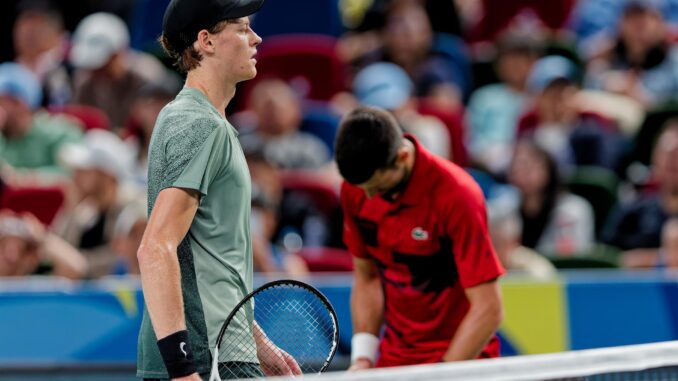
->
[335,107,504,369]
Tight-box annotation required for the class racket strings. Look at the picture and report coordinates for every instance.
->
[216,283,337,378]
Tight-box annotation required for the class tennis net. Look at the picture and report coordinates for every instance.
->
[263,341,678,381]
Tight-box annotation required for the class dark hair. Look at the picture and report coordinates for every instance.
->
[159,20,232,73]
[513,139,562,248]
[334,106,403,184]
[17,0,63,28]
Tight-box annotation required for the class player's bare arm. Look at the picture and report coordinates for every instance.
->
[442,279,503,362]
[137,187,200,379]
[349,256,384,370]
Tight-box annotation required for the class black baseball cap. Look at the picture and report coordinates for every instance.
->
[162,0,265,54]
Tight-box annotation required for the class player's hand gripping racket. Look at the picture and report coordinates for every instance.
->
[208,279,339,380]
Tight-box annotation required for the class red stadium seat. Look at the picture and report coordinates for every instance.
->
[417,102,469,167]
[281,171,340,217]
[297,247,353,272]
[48,104,111,131]
[0,186,66,227]
[241,34,348,105]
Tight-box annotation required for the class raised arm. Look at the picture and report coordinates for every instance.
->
[137,187,202,381]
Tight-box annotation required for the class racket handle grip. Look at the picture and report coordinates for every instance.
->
[351,332,380,364]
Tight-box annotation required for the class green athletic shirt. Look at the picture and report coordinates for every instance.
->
[0,111,82,173]
[137,87,256,379]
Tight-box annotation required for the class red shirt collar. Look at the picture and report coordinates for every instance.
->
[389,134,435,206]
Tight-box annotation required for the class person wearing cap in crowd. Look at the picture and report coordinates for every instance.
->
[517,55,625,172]
[13,0,73,107]
[136,0,302,380]
[0,210,88,279]
[336,106,504,369]
[0,62,81,181]
[56,129,139,278]
[351,61,451,159]
[69,12,169,129]
[585,0,678,108]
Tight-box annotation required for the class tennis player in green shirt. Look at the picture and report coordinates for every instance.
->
[136,0,300,380]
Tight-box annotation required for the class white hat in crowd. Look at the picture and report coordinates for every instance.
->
[70,12,130,70]
[59,129,134,180]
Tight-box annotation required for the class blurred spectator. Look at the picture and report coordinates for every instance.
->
[0,210,87,279]
[604,120,678,264]
[352,62,451,159]
[572,0,678,55]
[110,201,146,276]
[505,140,595,257]
[56,129,140,278]
[354,0,466,109]
[466,33,540,174]
[69,12,166,129]
[13,0,72,107]
[341,0,462,36]
[124,82,179,188]
[339,0,463,66]
[249,156,309,275]
[238,79,331,170]
[585,0,678,107]
[488,197,558,279]
[660,218,678,268]
[0,63,81,178]
[518,55,625,171]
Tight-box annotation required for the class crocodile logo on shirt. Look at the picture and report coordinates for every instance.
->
[411,227,429,241]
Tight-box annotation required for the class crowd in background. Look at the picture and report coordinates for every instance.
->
[1,0,678,280]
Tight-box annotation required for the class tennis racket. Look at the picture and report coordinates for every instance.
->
[208,279,339,380]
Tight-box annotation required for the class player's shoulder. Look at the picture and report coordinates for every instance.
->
[430,156,484,204]
[155,95,224,142]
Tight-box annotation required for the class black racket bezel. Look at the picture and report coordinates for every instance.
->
[214,279,340,374]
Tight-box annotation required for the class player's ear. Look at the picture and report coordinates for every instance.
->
[195,29,215,53]
[395,144,410,164]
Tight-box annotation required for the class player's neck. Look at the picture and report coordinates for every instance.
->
[403,139,416,174]
[185,69,236,118]
[382,141,416,201]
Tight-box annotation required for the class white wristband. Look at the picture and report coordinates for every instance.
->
[351,332,380,364]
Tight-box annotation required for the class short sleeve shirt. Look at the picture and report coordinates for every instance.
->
[137,87,256,378]
[341,135,505,366]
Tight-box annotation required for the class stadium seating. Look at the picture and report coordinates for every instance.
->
[567,166,620,238]
[297,246,353,272]
[300,104,341,155]
[251,0,343,38]
[548,244,620,269]
[128,0,170,52]
[430,33,473,98]
[48,104,111,131]
[0,186,65,227]
[281,171,340,218]
[417,101,468,166]
[240,34,348,105]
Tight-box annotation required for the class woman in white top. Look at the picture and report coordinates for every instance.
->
[507,139,595,257]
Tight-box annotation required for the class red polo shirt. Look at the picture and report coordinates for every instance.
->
[341,135,505,367]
